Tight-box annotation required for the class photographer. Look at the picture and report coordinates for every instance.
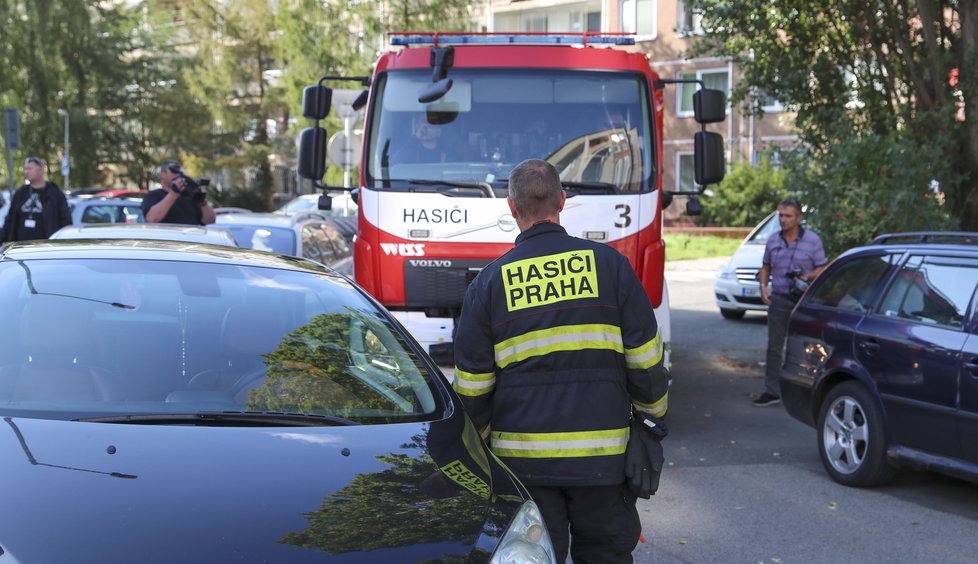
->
[754,196,826,407]
[142,160,216,225]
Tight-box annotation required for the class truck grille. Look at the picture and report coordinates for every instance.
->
[403,259,490,309]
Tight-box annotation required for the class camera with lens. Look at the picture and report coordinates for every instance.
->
[787,266,809,300]
[168,165,209,205]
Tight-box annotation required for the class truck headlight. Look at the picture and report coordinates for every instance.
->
[490,500,556,564]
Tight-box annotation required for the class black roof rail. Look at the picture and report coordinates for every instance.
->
[871,232,978,245]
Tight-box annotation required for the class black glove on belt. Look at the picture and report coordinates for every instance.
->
[624,413,668,499]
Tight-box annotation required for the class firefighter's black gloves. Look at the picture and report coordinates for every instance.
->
[624,413,668,499]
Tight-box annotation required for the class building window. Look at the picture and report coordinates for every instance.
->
[620,0,656,38]
[493,2,602,34]
[677,1,702,35]
[676,152,698,192]
[677,69,729,117]
[756,88,784,113]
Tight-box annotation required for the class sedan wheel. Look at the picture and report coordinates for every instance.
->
[816,381,894,487]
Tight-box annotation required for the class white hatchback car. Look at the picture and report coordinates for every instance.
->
[713,211,780,319]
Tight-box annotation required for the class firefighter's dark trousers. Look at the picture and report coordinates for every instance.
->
[528,484,641,563]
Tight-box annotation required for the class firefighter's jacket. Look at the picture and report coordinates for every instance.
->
[453,222,669,487]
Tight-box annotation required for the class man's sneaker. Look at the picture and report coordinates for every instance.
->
[752,392,781,407]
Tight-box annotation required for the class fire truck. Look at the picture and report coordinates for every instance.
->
[298,32,725,364]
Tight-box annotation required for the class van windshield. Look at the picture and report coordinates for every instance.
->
[366,68,654,194]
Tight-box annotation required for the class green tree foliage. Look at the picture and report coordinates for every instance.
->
[177,0,288,211]
[701,157,787,227]
[692,0,978,238]
[782,130,956,259]
[0,1,184,188]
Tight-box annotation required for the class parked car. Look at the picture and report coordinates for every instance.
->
[94,189,147,199]
[69,197,145,225]
[276,192,357,218]
[0,239,551,562]
[216,212,352,275]
[781,232,978,487]
[713,211,780,319]
[51,223,238,247]
[214,207,253,215]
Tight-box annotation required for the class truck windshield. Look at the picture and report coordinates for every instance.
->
[366,68,654,194]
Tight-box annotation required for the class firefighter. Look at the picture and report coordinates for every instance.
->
[453,159,670,563]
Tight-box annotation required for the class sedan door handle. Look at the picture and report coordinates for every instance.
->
[964,358,978,375]
[858,339,880,353]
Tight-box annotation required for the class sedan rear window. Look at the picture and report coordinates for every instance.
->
[808,254,896,312]
[0,259,440,423]
[877,256,978,329]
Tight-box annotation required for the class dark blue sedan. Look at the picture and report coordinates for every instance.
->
[0,239,554,562]
[781,233,978,487]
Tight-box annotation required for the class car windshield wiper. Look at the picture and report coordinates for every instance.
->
[405,179,496,198]
[560,181,618,196]
[73,411,360,427]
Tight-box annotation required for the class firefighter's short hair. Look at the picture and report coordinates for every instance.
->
[509,159,562,221]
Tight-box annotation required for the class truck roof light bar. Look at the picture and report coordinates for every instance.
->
[389,32,636,47]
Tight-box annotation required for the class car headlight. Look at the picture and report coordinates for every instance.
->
[490,500,556,564]
[716,262,733,279]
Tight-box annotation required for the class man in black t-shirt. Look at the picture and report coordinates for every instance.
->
[142,160,216,225]
[0,156,71,243]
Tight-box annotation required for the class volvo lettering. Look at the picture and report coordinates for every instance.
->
[297,32,726,364]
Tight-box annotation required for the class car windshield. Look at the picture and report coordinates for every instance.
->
[748,212,781,244]
[366,68,654,193]
[0,258,440,423]
[222,225,296,254]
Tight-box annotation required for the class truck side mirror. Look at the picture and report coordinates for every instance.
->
[694,131,725,185]
[303,85,332,120]
[693,89,725,124]
[298,126,327,181]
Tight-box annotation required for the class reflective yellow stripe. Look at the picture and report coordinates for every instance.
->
[490,427,628,458]
[625,331,663,369]
[453,368,495,397]
[633,392,668,417]
[494,324,623,368]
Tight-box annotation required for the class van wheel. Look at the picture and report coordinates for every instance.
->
[816,381,894,487]
[720,308,745,320]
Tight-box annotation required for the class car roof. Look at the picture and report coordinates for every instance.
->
[51,223,238,247]
[0,238,337,274]
[215,212,329,228]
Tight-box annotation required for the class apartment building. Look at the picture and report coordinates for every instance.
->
[483,0,798,224]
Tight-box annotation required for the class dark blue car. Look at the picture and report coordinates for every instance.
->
[781,232,978,487]
[0,239,554,562]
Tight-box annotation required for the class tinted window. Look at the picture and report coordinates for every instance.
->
[0,259,438,422]
[225,225,295,255]
[808,254,896,312]
[81,204,143,224]
[877,256,978,329]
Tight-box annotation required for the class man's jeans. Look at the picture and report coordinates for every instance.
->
[765,293,795,396]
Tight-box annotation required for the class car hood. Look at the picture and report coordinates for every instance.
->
[0,410,524,563]
[725,240,766,270]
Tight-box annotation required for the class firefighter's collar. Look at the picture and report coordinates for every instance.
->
[516,222,566,245]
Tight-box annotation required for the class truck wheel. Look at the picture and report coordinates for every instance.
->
[816,381,894,487]
[720,308,745,320]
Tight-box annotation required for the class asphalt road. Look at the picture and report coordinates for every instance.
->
[633,258,978,563]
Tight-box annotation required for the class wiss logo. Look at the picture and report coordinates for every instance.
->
[380,243,426,257]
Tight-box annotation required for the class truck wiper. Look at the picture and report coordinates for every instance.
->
[561,181,618,196]
[74,411,360,427]
[406,179,496,198]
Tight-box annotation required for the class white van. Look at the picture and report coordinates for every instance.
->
[713,211,780,319]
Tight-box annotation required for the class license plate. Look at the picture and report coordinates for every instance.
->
[741,287,759,297]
